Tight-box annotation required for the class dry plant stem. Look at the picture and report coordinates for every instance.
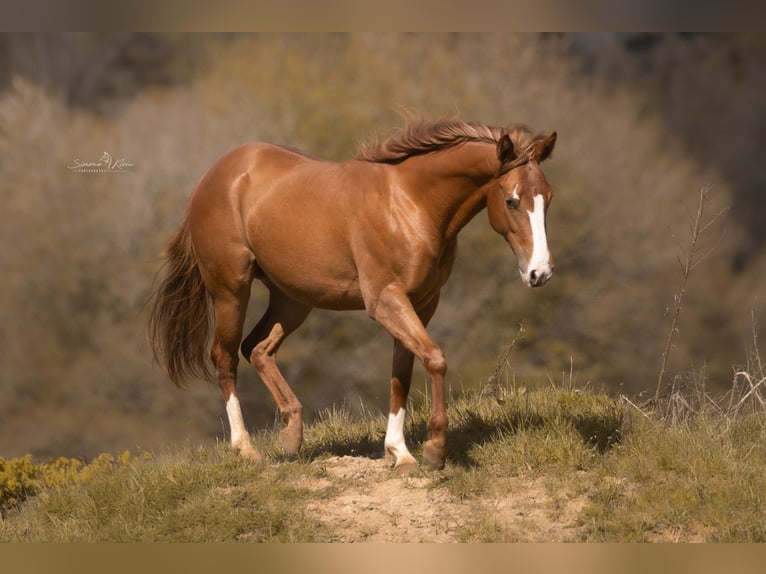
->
[749,309,764,380]
[729,311,766,417]
[481,321,526,398]
[655,186,721,400]
[620,394,651,419]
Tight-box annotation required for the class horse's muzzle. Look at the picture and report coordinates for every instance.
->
[520,265,554,287]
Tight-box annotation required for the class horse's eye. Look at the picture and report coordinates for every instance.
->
[505,197,520,210]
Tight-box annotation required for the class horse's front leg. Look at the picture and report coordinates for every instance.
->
[372,286,448,470]
[385,340,418,470]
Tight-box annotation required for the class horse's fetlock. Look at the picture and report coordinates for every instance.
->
[428,412,449,435]
[281,404,303,425]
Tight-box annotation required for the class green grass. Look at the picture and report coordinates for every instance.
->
[0,446,335,542]
[2,381,766,542]
[577,412,766,542]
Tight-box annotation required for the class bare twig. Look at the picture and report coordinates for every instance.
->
[733,370,766,409]
[750,309,764,380]
[481,321,526,398]
[620,394,651,419]
[655,185,726,400]
[727,311,766,418]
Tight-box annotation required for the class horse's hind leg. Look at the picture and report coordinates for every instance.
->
[241,286,312,455]
[208,279,261,462]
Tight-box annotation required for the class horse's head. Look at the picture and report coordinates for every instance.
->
[487,129,557,287]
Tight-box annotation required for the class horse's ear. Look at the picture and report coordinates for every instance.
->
[497,134,517,164]
[531,131,557,162]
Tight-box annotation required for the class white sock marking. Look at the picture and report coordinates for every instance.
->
[385,408,413,463]
[226,395,249,446]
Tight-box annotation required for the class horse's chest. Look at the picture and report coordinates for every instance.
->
[398,237,457,297]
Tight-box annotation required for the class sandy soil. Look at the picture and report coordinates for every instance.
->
[302,456,587,542]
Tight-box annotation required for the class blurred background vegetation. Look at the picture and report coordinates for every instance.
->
[1,33,764,460]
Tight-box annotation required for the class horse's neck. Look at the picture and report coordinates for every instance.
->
[394,143,498,239]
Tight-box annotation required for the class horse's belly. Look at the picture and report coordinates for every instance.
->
[253,253,365,311]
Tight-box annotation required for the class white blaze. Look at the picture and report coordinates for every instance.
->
[525,194,551,280]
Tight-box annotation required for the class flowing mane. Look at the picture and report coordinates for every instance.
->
[357,118,503,164]
[356,117,550,172]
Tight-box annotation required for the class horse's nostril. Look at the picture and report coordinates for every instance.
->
[530,270,538,282]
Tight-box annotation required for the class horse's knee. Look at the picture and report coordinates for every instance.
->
[424,348,447,378]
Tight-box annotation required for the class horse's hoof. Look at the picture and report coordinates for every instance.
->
[279,426,303,455]
[385,446,418,467]
[422,440,446,470]
[394,456,419,476]
[234,440,263,463]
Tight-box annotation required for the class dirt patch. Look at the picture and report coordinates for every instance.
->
[482,476,587,542]
[303,456,586,542]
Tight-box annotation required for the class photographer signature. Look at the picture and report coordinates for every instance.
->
[68,152,134,173]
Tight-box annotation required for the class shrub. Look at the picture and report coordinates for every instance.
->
[0,451,148,513]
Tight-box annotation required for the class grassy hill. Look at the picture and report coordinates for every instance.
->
[3,366,766,542]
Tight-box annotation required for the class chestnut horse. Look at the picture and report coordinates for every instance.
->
[148,118,557,469]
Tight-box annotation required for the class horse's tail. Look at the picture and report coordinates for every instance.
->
[147,217,213,386]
